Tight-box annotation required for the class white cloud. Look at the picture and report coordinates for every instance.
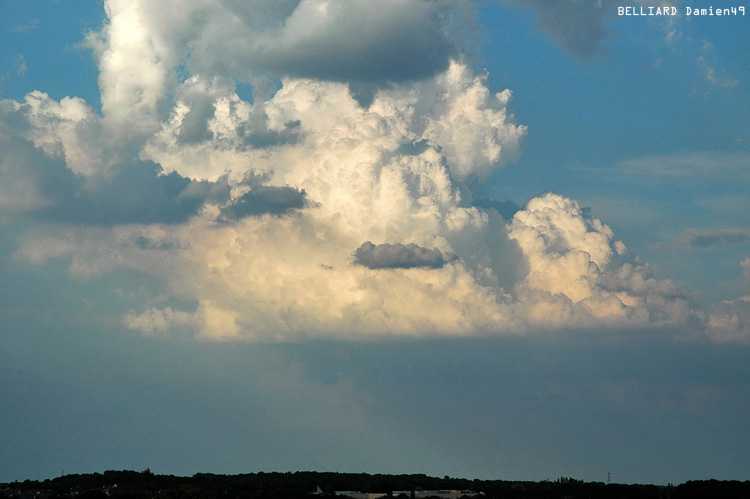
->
[4,0,744,344]
[422,63,526,182]
[508,193,618,303]
[15,189,700,341]
[7,55,523,340]
[507,193,694,328]
[118,207,516,341]
[85,0,183,133]
[4,50,704,341]
[17,91,106,177]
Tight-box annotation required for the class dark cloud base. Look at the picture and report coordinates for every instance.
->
[221,185,307,219]
[354,241,446,269]
[35,160,216,226]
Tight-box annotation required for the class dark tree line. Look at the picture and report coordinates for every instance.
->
[2,470,749,499]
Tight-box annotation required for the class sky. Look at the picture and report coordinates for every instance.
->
[1,0,750,486]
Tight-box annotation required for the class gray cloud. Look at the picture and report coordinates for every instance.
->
[0,88,232,226]
[176,94,216,145]
[169,0,461,88]
[35,160,226,226]
[0,127,226,226]
[170,76,305,148]
[179,101,303,148]
[353,241,446,269]
[676,228,750,249]
[471,198,522,220]
[241,119,303,148]
[253,5,457,83]
[221,185,307,219]
[507,0,616,60]
[134,235,178,251]
[221,173,307,219]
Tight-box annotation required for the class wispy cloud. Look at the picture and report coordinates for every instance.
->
[675,228,750,249]
[698,56,740,89]
[11,19,39,33]
[619,151,750,179]
[698,40,740,89]
[16,55,27,76]
[741,258,750,283]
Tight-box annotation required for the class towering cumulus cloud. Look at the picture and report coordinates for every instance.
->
[508,193,694,327]
[0,0,729,341]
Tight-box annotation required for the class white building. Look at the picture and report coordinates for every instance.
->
[335,492,388,499]
[334,490,482,499]
[414,490,483,499]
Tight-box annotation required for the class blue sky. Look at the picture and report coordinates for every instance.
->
[1,0,750,485]
[476,1,750,301]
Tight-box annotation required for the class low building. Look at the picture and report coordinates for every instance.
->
[414,490,483,499]
[335,492,388,499]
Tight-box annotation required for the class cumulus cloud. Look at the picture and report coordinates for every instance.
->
[13,91,108,176]
[354,242,446,269]
[4,0,743,344]
[706,297,750,343]
[6,49,529,341]
[84,0,464,112]
[244,0,460,84]
[507,193,694,327]
[422,64,526,182]
[23,188,700,341]
[0,97,226,226]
